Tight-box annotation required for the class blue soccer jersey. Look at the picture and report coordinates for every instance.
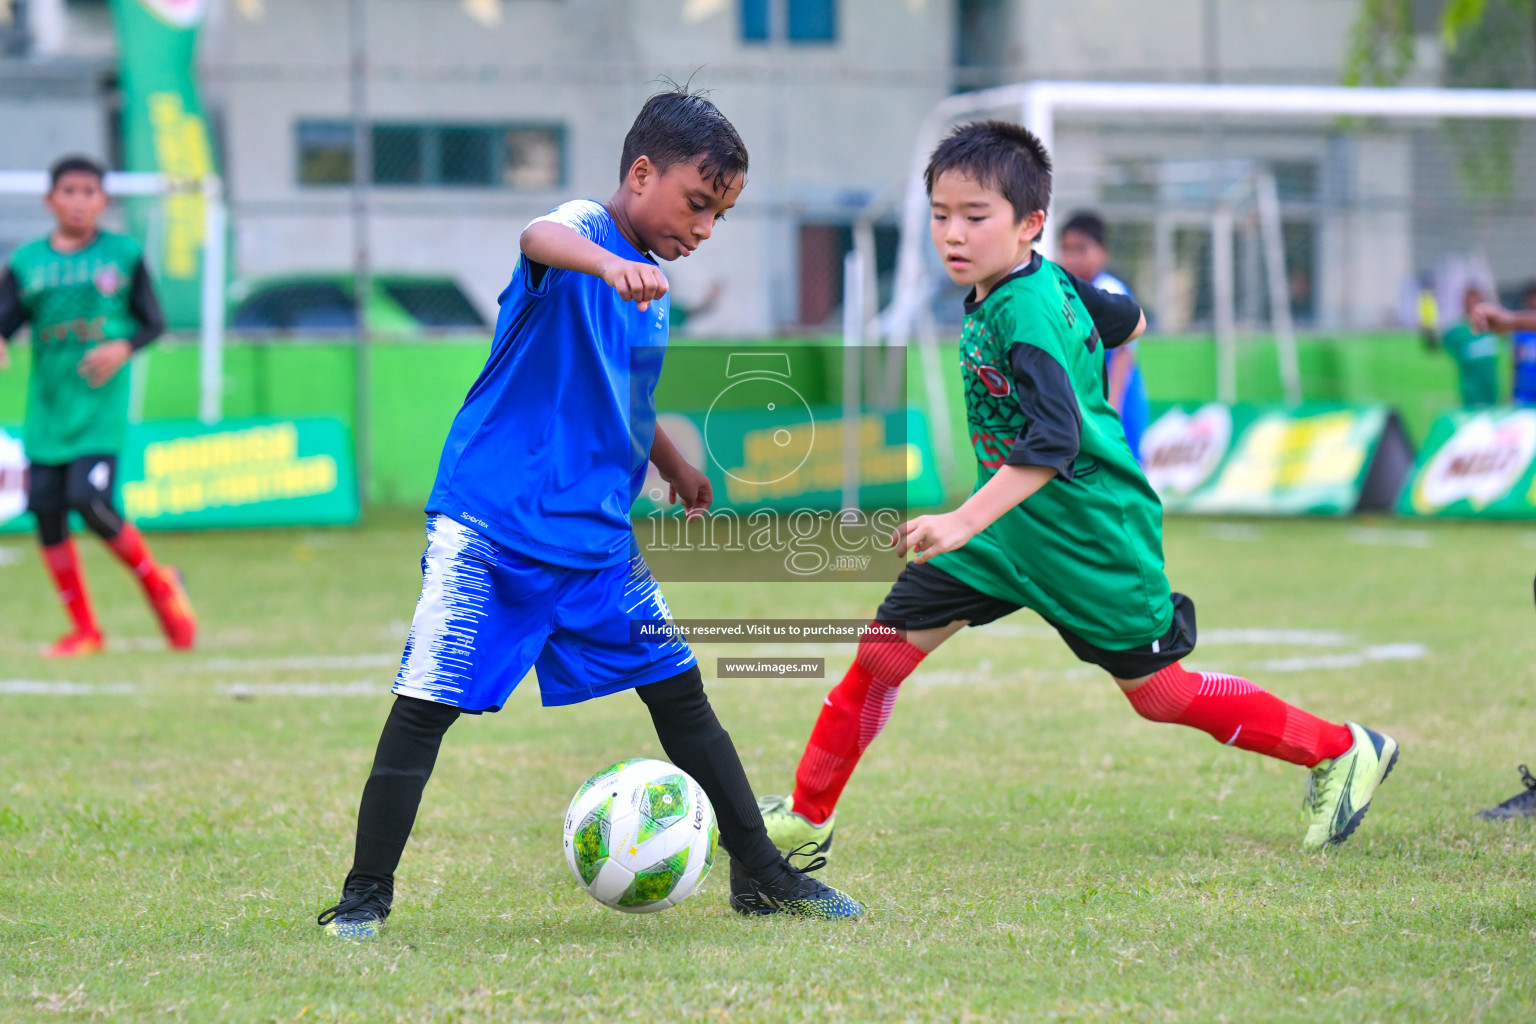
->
[426,200,671,568]
[1514,331,1536,405]
[1096,271,1149,460]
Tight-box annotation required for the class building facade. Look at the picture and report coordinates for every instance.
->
[1,0,1531,334]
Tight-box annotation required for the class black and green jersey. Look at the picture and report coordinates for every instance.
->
[1441,321,1499,408]
[928,253,1172,649]
[0,231,164,464]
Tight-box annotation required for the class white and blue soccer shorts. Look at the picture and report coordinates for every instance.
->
[393,514,696,711]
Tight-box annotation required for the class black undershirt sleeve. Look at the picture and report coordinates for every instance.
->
[0,268,27,342]
[1068,274,1142,350]
[1005,342,1082,480]
[126,261,166,351]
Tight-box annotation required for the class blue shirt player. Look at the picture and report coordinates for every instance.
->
[1512,283,1536,406]
[317,92,863,940]
[1060,211,1150,460]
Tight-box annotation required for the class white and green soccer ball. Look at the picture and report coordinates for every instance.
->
[562,758,718,913]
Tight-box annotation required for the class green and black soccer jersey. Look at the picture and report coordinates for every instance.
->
[1440,320,1499,408]
[0,231,164,464]
[928,253,1172,650]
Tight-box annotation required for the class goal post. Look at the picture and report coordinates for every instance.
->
[886,82,1536,490]
[0,170,227,425]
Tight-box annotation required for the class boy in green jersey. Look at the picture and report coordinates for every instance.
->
[0,156,196,657]
[761,122,1397,856]
[1441,285,1500,408]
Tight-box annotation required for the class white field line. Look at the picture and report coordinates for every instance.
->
[218,680,389,698]
[1200,628,1353,647]
[1246,643,1429,673]
[1202,523,1263,542]
[0,680,139,695]
[1346,527,1433,548]
[0,545,22,567]
[197,654,400,672]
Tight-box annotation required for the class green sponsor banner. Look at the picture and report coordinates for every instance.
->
[1399,408,1536,518]
[0,417,358,532]
[1143,402,1412,516]
[109,0,219,329]
[633,406,943,514]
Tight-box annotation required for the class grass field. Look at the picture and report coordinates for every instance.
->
[3,513,1536,1022]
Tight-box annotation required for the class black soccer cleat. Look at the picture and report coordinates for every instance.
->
[1477,765,1536,820]
[317,881,391,941]
[728,849,864,919]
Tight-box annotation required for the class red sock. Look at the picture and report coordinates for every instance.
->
[41,540,100,637]
[1125,662,1352,768]
[106,523,171,601]
[791,626,927,824]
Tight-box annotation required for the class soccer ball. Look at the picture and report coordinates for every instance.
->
[562,758,718,913]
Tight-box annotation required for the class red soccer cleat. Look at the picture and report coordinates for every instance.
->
[150,566,197,650]
[43,630,104,659]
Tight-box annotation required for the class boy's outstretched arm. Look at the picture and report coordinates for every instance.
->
[1473,302,1536,334]
[520,218,669,311]
[896,336,1083,562]
[649,425,711,520]
[894,464,1056,561]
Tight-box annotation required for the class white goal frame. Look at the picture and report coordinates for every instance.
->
[885,82,1536,483]
[0,171,227,424]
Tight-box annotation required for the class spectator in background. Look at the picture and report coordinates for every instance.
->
[1510,282,1536,406]
[1059,211,1148,460]
[1444,285,1501,408]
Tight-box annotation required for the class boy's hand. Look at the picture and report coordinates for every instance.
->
[0,344,8,371]
[1472,302,1513,333]
[600,258,669,312]
[892,510,979,563]
[78,340,132,387]
[661,461,712,521]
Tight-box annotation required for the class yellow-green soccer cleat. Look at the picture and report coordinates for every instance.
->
[758,794,834,866]
[1302,722,1399,851]
[317,882,390,942]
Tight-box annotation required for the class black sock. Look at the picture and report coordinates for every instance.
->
[343,695,461,904]
[637,666,782,877]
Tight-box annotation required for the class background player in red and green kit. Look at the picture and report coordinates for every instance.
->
[761,122,1398,857]
[0,156,196,657]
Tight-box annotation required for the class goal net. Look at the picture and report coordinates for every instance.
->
[882,83,1536,487]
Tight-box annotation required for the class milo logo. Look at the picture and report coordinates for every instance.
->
[1142,404,1233,498]
[1413,410,1536,513]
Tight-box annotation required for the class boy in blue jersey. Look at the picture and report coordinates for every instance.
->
[1058,211,1148,460]
[1510,283,1536,406]
[317,92,862,939]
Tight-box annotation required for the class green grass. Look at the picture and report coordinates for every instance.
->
[2,514,1536,1022]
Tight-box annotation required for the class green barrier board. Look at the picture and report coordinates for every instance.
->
[1142,403,1413,516]
[0,417,358,532]
[1399,408,1536,519]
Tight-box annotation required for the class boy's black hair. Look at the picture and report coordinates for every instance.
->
[49,155,106,189]
[619,90,748,194]
[924,120,1052,223]
[1062,210,1106,247]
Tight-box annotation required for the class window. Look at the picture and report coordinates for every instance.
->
[297,123,354,185]
[741,0,769,42]
[297,121,564,189]
[787,0,835,41]
[740,0,836,44]
[372,126,423,185]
